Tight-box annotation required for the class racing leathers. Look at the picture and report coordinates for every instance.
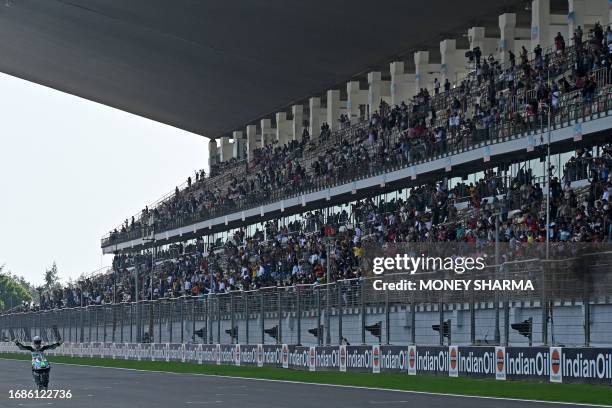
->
[15,340,62,390]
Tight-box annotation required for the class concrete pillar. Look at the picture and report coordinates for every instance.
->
[231,131,244,160]
[219,136,233,163]
[326,89,343,131]
[292,105,304,141]
[569,0,609,35]
[260,118,274,148]
[499,13,517,63]
[390,61,415,106]
[346,81,367,123]
[468,27,498,57]
[309,97,325,139]
[414,51,430,93]
[531,0,550,51]
[367,71,390,117]
[208,139,218,168]
[440,39,467,86]
[246,124,258,161]
[275,112,291,146]
[568,0,585,36]
[590,0,609,27]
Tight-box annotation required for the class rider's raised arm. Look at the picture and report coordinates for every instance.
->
[41,341,62,352]
[14,341,34,352]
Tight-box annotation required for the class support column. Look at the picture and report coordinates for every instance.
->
[275,112,291,146]
[346,81,367,123]
[246,124,258,161]
[468,27,498,56]
[232,131,244,160]
[568,0,585,37]
[367,71,390,117]
[531,0,550,51]
[326,89,342,131]
[390,61,414,106]
[414,51,429,93]
[499,13,517,64]
[440,39,467,85]
[208,139,218,168]
[569,0,609,34]
[292,105,304,141]
[260,118,274,148]
[309,97,324,139]
[219,136,232,162]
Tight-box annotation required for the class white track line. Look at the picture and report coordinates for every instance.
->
[0,357,609,407]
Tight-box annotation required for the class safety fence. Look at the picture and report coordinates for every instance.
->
[1,342,610,385]
[3,248,612,349]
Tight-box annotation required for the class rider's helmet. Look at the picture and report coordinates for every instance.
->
[32,336,42,348]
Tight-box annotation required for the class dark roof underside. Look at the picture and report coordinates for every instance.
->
[0,0,526,138]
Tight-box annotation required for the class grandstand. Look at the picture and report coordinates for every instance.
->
[3,0,612,356]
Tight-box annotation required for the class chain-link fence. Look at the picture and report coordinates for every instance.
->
[2,252,611,347]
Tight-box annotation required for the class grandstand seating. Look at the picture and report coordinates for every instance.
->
[26,7,612,311]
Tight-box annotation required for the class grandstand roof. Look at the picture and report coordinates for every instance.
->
[0,0,524,138]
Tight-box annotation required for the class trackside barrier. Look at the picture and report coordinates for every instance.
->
[1,342,610,385]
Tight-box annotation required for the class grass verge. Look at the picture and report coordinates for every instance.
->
[1,352,611,405]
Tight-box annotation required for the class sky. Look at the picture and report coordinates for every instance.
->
[0,72,208,286]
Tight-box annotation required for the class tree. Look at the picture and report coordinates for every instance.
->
[0,264,33,311]
[44,261,61,292]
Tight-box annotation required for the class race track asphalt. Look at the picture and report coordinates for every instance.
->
[0,359,601,408]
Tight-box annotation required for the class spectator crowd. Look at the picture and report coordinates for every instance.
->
[26,25,612,311]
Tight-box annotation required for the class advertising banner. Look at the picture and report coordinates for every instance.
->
[238,345,257,366]
[339,345,347,372]
[282,344,289,369]
[151,343,166,362]
[372,345,381,374]
[2,342,611,385]
[495,346,506,380]
[308,346,316,372]
[550,347,563,383]
[560,347,612,384]
[257,344,263,367]
[456,346,495,378]
[412,346,448,375]
[448,345,458,377]
[168,343,183,362]
[102,342,113,359]
[219,344,234,365]
[184,343,198,363]
[407,345,417,375]
[234,344,241,366]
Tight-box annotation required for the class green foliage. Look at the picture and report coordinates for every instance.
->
[44,261,61,291]
[0,264,33,311]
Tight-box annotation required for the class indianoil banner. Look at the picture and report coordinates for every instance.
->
[2,342,611,384]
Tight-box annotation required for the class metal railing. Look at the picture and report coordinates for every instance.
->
[4,252,612,347]
[102,39,611,248]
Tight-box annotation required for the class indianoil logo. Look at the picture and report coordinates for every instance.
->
[496,349,505,372]
[450,348,458,370]
[409,348,416,369]
[372,346,380,368]
[339,346,346,367]
[551,349,561,375]
[309,348,316,366]
[282,344,289,364]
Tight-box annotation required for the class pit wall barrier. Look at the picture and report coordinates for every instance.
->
[1,342,610,385]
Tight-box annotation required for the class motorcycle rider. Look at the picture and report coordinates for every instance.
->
[14,336,63,390]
